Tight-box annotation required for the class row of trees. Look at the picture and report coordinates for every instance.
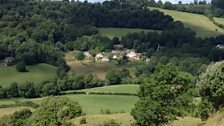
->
[121,29,224,62]
[0,73,105,99]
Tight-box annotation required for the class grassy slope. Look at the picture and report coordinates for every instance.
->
[76,84,139,94]
[151,7,224,38]
[98,28,158,39]
[71,113,134,126]
[71,113,202,126]
[0,63,57,85]
[214,17,224,25]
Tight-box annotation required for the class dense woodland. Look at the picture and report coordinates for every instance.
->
[0,0,224,126]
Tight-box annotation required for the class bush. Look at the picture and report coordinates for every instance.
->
[75,52,85,60]
[80,117,87,124]
[16,62,27,72]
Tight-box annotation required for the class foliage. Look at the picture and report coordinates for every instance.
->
[198,61,224,111]
[75,52,85,60]
[199,98,213,121]
[105,68,131,85]
[16,62,27,72]
[71,35,113,52]
[132,64,195,126]
[212,0,224,9]
[11,109,32,126]
[29,96,82,126]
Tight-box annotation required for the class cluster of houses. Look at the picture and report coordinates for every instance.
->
[82,49,143,62]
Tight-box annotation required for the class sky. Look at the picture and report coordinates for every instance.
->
[79,0,211,4]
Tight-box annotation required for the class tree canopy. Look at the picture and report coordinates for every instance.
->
[131,64,195,126]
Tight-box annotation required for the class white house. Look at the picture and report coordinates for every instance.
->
[126,51,141,61]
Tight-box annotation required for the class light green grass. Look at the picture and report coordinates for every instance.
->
[98,28,159,39]
[214,17,224,25]
[0,94,138,115]
[151,7,224,38]
[66,95,138,115]
[75,84,139,94]
[0,63,57,85]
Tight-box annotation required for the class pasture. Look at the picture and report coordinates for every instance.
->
[214,17,224,25]
[0,94,138,115]
[0,63,57,85]
[97,28,158,39]
[75,84,139,94]
[150,7,224,38]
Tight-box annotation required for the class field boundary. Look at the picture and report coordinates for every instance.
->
[60,91,137,96]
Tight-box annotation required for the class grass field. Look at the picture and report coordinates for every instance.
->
[75,84,139,94]
[0,94,138,115]
[214,17,224,25]
[150,7,224,38]
[0,63,57,85]
[98,28,159,39]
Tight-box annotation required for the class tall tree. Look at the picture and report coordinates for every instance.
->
[131,64,194,126]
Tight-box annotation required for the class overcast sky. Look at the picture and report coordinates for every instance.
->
[80,0,211,4]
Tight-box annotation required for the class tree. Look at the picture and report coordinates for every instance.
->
[105,70,121,85]
[19,82,37,98]
[16,62,27,72]
[198,61,224,111]
[212,0,224,9]
[29,96,82,126]
[41,82,60,96]
[7,82,20,98]
[131,64,194,126]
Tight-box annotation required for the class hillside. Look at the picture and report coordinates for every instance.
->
[151,7,224,38]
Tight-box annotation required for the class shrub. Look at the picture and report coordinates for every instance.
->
[75,52,85,60]
[16,62,27,72]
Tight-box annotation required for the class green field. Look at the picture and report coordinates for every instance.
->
[0,63,57,85]
[75,84,139,94]
[151,7,224,38]
[0,94,138,115]
[214,17,224,25]
[98,28,158,39]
